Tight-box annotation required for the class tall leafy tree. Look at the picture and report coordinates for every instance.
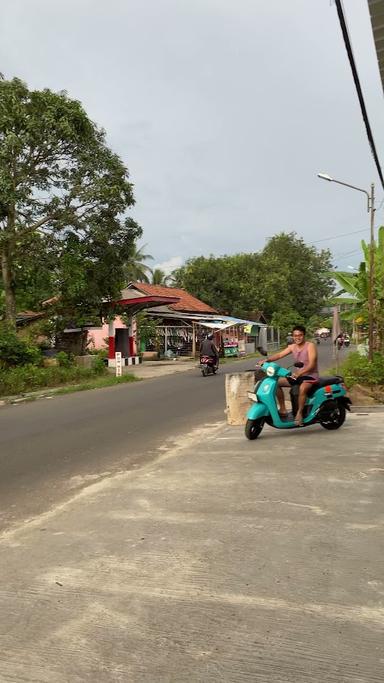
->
[0,76,140,327]
[260,232,333,319]
[174,233,333,321]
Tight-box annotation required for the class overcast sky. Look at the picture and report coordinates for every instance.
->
[2,0,384,272]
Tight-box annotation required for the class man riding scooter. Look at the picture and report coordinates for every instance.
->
[259,324,318,426]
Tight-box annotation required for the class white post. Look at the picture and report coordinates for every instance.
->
[115,351,122,377]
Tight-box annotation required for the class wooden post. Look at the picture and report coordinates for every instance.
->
[192,322,196,358]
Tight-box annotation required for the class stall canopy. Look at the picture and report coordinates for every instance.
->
[198,315,267,332]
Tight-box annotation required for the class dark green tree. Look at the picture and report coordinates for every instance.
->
[260,232,333,320]
[0,76,140,327]
[174,233,332,321]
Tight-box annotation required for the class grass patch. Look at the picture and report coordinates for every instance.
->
[53,373,140,396]
[0,363,139,398]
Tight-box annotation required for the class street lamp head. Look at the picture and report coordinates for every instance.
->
[317,173,333,182]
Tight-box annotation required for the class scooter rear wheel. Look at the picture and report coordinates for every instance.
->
[245,418,264,440]
[320,403,346,430]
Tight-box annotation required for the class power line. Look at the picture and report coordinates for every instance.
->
[333,248,362,260]
[334,0,384,190]
[311,227,369,244]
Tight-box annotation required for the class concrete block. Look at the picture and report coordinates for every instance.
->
[225,372,255,426]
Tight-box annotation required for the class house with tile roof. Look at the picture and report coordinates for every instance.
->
[125,282,218,358]
[128,282,217,315]
[87,282,276,363]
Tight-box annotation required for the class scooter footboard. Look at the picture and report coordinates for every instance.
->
[246,402,270,421]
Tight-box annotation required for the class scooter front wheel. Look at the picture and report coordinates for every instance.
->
[245,418,264,440]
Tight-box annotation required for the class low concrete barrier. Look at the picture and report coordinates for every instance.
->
[225,372,255,426]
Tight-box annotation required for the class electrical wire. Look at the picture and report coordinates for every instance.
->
[334,0,384,190]
[311,227,369,244]
[333,248,362,260]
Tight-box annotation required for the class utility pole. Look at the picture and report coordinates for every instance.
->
[368,183,375,361]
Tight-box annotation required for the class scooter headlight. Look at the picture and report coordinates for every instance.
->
[266,366,275,377]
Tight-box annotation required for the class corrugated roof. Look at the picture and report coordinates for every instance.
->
[368,0,384,93]
[130,282,217,314]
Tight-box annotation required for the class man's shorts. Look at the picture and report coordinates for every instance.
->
[287,375,318,386]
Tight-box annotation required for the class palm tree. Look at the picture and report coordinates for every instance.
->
[123,243,154,283]
[150,268,174,286]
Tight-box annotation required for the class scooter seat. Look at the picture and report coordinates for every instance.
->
[306,375,344,396]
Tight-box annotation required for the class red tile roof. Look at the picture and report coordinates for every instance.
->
[131,282,217,314]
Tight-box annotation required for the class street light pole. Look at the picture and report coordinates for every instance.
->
[317,173,375,361]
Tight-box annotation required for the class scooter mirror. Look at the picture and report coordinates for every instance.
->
[257,346,268,356]
[294,361,304,368]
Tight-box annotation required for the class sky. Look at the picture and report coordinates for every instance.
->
[1,0,384,273]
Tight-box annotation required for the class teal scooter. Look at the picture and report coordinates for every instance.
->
[245,351,351,440]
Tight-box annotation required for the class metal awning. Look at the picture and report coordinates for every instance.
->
[368,0,384,93]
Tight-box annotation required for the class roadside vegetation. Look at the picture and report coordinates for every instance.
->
[0,325,137,397]
[336,351,384,387]
[0,361,138,398]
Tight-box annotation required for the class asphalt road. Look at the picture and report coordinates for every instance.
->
[0,340,337,532]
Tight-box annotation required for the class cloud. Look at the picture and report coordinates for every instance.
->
[0,0,383,271]
[154,255,183,275]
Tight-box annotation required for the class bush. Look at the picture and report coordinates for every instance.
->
[0,326,41,368]
[338,351,384,386]
[0,363,108,396]
[91,356,107,374]
[55,351,73,367]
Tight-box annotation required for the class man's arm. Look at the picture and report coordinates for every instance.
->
[295,341,317,377]
[260,346,292,363]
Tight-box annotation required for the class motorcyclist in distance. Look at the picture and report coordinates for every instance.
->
[200,333,219,367]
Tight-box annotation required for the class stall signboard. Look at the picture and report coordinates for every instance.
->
[224,341,239,357]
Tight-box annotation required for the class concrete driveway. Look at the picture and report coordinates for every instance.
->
[0,411,383,682]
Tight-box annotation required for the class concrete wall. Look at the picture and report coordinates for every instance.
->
[87,316,127,351]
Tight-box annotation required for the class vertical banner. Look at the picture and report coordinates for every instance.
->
[259,327,267,352]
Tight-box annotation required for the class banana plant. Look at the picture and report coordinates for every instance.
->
[325,226,384,348]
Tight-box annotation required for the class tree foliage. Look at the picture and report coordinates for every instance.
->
[173,232,333,321]
[0,76,141,327]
